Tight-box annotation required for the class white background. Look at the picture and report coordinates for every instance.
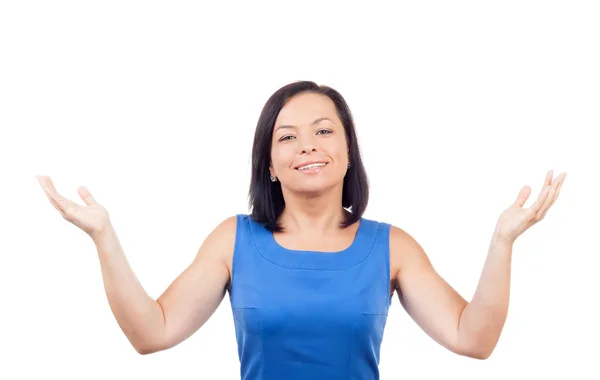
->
[1,1,599,378]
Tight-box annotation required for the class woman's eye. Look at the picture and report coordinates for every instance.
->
[279,130,330,141]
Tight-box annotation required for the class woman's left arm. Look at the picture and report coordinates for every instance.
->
[392,170,567,359]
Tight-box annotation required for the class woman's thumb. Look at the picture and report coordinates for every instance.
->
[78,186,96,206]
[513,185,531,208]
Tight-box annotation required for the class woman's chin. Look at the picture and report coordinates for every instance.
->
[286,181,341,197]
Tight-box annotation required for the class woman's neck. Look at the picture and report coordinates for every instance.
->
[278,200,349,235]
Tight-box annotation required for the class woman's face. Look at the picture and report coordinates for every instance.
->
[270,92,350,196]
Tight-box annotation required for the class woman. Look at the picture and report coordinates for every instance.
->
[37,81,566,379]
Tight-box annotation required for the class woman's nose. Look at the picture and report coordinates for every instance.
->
[300,141,316,154]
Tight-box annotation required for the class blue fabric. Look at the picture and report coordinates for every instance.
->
[229,214,392,380]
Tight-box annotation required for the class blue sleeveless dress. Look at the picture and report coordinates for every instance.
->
[228,214,392,380]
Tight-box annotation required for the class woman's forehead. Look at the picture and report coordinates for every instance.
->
[275,94,338,126]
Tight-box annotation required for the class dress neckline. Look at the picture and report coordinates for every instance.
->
[248,216,380,271]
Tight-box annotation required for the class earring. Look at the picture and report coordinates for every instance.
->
[270,174,277,182]
[347,162,351,169]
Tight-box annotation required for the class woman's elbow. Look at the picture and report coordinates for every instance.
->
[467,349,493,360]
[459,342,496,360]
[134,344,157,355]
[130,336,166,355]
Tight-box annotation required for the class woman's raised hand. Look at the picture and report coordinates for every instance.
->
[37,175,110,238]
[493,169,567,244]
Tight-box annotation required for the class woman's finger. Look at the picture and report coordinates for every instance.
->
[549,173,567,208]
[46,194,65,216]
[38,176,58,199]
[527,184,552,219]
[524,170,551,215]
[513,186,532,208]
[78,186,96,206]
[536,174,561,220]
[539,172,567,220]
[37,175,74,217]
[45,176,68,202]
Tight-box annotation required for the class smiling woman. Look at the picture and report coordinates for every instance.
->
[37,80,567,380]
[250,82,369,233]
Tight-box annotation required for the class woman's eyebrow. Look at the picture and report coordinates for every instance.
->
[275,117,334,132]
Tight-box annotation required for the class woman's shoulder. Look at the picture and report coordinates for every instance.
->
[209,214,258,244]
[360,216,421,256]
[360,216,404,234]
[365,217,416,248]
[201,215,240,272]
[358,216,395,234]
[210,214,241,236]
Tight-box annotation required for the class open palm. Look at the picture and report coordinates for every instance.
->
[37,175,110,237]
[494,169,567,243]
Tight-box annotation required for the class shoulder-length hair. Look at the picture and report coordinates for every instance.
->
[248,80,369,232]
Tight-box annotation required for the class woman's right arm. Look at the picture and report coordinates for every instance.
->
[37,175,235,355]
[93,216,235,355]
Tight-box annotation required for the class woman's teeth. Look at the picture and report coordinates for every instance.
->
[298,163,326,170]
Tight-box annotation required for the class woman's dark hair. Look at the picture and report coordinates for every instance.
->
[249,80,369,232]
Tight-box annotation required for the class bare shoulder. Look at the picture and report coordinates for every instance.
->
[389,225,434,282]
[187,215,237,281]
[209,215,238,242]
[199,215,237,264]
